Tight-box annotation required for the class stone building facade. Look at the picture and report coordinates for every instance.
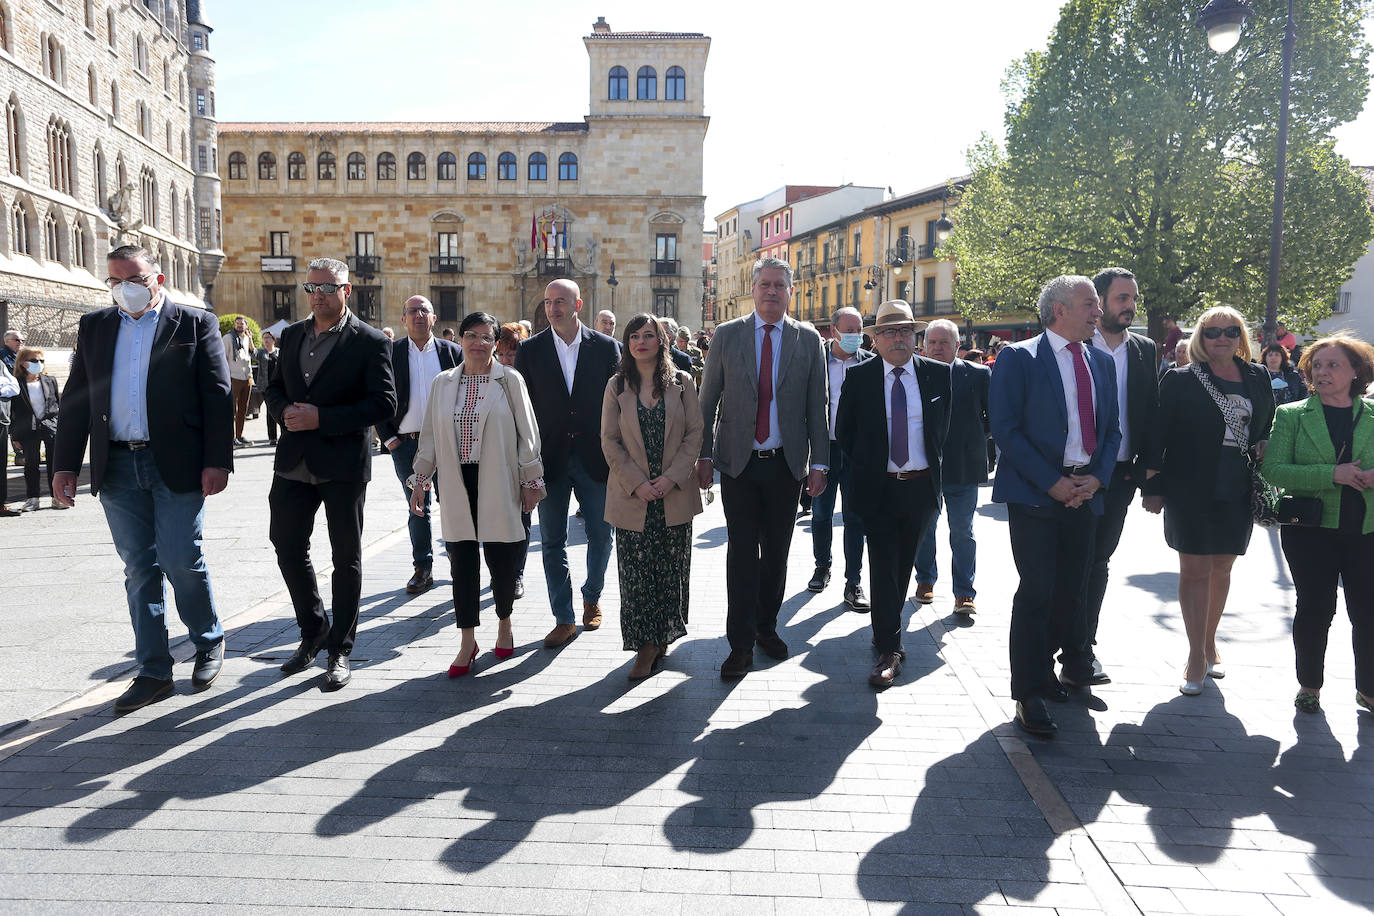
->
[0,0,218,344]
[216,18,709,331]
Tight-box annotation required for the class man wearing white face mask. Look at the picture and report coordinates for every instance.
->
[808,307,873,609]
[54,245,235,713]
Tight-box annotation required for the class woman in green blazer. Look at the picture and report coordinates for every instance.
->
[1261,334,1374,716]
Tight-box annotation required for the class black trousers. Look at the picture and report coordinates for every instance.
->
[447,463,523,629]
[1007,501,1098,700]
[268,474,367,655]
[0,424,8,505]
[861,475,938,654]
[16,432,55,499]
[1070,461,1136,677]
[720,452,804,653]
[1281,524,1374,696]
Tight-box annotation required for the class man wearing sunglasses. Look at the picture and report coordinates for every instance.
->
[266,258,396,690]
[53,245,235,712]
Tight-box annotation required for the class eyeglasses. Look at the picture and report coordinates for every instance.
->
[1201,325,1244,340]
[462,332,495,344]
[302,282,345,295]
[402,308,432,317]
[877,327,916,339]
[103,274,153,289]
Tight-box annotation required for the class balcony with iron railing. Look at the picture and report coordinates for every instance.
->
[347,254,382,277]
[916,298,957,317]
[651,259,681,277]
[918,242,940,260]
[430,256,465,274]
[825,256,844,275]
[798,263,815,280]
[537,257,571,276]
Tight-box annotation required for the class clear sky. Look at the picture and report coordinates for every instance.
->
[209,0,1374,225]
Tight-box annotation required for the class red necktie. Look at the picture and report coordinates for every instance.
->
[755,324,775,443]
[1066,341,1096,456]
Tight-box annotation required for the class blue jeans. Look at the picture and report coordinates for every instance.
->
[388,436,433,570]
[98,447,224,681]
[914,483,979,599]
[537,454,612,624]
[811,439,864,585]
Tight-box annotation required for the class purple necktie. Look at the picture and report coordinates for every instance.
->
[890,366,908,466]
[755,324,774,443]
[1066,341,1097,456]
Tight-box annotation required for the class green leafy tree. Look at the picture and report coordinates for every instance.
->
[218,313,262,350]
[944,0,1374,333]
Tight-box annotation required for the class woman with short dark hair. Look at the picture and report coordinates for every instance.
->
[1261,342,1306,405]
[10,346,60,511]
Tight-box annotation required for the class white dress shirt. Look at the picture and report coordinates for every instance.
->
[551,324,582,395]
[827,346,863,439]
[883,357,928,472]
[397,335,443,435]
[1043,327,1097,467]
[752,313,783,450]
[1092,328,1131,462]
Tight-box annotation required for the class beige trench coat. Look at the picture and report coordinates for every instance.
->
[600,369,704,532]
[412,360,543,543]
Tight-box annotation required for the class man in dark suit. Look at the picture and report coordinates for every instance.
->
[514,278,621,649]
[267,257,396,690]
[990,274,1120,737]
[1062,267,1160,687]
[697,257,830,680]
[377,294,460,595]
[808,307,874,609]
[914,318,991,616]
[836,301,950,688]
[53,244,234,712]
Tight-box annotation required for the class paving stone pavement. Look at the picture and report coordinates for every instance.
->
[0,452,1370,913]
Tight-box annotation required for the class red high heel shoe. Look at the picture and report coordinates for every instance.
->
[447,643,479,678]
[492,643,515,661]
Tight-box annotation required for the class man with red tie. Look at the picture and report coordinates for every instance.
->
[697,257,830,680]
[989,275,1120,737]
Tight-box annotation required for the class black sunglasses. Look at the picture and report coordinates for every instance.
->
[302,282,345,295]
[1201,325,1244,340]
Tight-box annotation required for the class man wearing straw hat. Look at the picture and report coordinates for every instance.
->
[835,300,950,688]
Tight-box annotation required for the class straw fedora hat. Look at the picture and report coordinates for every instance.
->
[863,300,929,337]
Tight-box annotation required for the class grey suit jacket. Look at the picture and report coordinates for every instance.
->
[698,312,829,480]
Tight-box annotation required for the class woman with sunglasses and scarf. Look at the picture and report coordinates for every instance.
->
[1142,306,1275,696]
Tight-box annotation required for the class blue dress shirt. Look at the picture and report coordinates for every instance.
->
[109,302,163,441]
[752,314,783,450]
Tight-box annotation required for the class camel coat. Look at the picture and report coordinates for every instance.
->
[601,369,704,532]
[412,360,543,543]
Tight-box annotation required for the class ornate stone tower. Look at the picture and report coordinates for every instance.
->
[186,0,224,305]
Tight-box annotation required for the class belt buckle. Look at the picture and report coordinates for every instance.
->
[755,448,778,459]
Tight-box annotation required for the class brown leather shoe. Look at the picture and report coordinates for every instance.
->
[953,596,976,615]
[913,582,935,604]
[582,600,603,630]
[719,649,752,680]
[869,650,904,689]
[543,623,578,649]
[405,568,433,594]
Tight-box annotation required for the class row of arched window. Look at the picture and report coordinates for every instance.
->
[607,65,687,101]
[227,150,581,183]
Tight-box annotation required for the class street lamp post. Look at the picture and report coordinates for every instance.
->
[1198,0,1293,348]
[607,260,618,314]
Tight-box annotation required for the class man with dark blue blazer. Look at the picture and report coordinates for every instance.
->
[836,300,950,688]
[267,257,396,690]
[54,245,234,712]
[515,278,622,649]
[914,318,991,616]
[990,275,1120,737]
[377,294,461,595]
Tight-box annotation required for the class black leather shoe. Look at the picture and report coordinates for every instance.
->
[114,676,174,713]
[1046,682,1070,703]
[869,650,905,689]
[323,652,351,690]
[405,568,434,594]
[1015,697,1058,737]
[1061,657,1112,687]
[190,641,225,689]
[281,632,328,675]
[720,649,753,680]
[513,576,525,600]
[807,567,831,592]
[755,632,789,660]
[844,582,870,611]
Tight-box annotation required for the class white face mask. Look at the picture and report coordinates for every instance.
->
[26,361,42,375]
[112,281,153,314]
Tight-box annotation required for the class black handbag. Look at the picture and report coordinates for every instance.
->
[1276,495,1323,527]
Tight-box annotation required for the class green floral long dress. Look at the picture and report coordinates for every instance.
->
[616,398,690,651]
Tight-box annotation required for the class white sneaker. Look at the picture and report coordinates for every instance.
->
[21,498,39,512]
[50,498,69,510]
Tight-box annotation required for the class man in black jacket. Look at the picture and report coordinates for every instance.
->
[53,245,235,711]
[267,257,396,690]
[514,278,621,649]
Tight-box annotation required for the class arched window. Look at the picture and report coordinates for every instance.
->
[140,167,158,228]
[10,200,30,255]
[87,65,98,106]
[43,210,61,262]
[346,151,364,180]
[46,118,74,194]
[608,66,628,100]
[106,9,116,50]
[528,152,547,182]
[92,144,105,207]
[466,152,486,180]
[135,35,148,74]
[4,96,20,176]
[287,151,305,180]
[84,0,96,30]
[0,4,11,54]
[168,183,178,236]
[497,152,516,181]
[665,66,686,101]
[135,101,150,139]
[227,151,246,180]
[116,154,126,191]
[165,121,172,153]
[184,193,193,242]
[43,35,65,85]
[110,81,119,118]
[317,151,336,180]
[436,151,456,180]
[637,66,657,100]
[258,151,276,180]
[558,152,578,182]
[72,217,90,269]
[406,151,425,180]
[377,152,396,180]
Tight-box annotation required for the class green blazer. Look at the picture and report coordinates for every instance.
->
[1260,395,1374,533]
